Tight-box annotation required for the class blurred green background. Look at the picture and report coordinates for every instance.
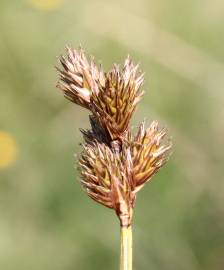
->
[0,0,224,269]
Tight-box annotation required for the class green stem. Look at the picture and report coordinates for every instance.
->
[120,225,132,270]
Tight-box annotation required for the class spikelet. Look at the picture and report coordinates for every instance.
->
[91,57,144,140]
[57,47,105,109]
[79,141,135,226]
[124,121,172,193]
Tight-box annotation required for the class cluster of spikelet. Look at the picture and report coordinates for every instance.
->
[57,47,171,227]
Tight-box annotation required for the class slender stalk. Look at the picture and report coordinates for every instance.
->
[120,225,132,270]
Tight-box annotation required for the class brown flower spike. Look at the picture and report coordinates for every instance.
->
[57,47,171,227]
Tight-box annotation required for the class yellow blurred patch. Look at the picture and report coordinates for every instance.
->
[0,132,18,169]
[29,0,64,10]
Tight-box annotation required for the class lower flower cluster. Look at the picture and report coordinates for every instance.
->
[79,119,171,227]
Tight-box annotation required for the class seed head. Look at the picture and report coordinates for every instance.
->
[56,47,172,227]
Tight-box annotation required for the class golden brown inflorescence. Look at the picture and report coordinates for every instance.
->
[57,47,172,227]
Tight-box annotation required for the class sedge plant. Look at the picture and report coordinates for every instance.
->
[56,47,172,270]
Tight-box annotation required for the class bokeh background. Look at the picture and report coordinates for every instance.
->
[1,0,224,269]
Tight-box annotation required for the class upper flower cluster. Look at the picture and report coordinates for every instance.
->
[57,47,171,227]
